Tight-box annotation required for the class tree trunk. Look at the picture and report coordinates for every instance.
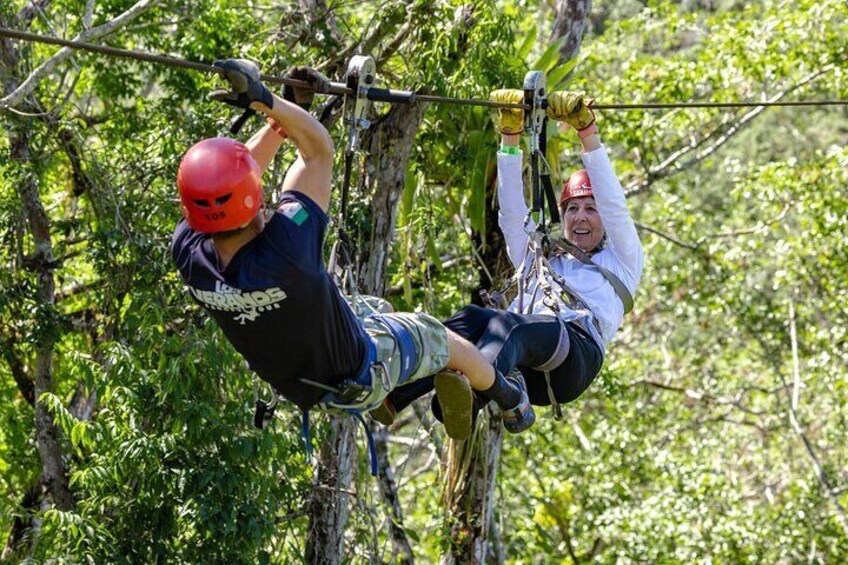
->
[2,16,75,513]
[1,15,95,554]
[10,122,75,513]
[360,102,430,294]
[306,416,358,563]
[372,424,415,564]
[307,101,428,562]
[441,412,504,564]
[551,0,593,63]
[471,167,511,305]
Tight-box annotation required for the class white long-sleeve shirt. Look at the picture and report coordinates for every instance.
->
[497,146,644,351]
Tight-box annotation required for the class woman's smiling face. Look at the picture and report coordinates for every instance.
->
[562,196,605,252]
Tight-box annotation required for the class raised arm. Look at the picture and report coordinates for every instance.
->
[491,89,532,268]
[548,91,643,281]
[211,61,334,212]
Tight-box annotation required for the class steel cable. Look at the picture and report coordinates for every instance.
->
[2,27,846,111]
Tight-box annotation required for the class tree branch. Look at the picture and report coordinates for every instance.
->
[635,203,789,251]
[1,335,35,406]
[1,0,157,110]
[625,63,839,197]
[785,299,848,537]
[630,379,766,416]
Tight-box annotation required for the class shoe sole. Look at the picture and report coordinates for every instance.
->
[434,371,473,440]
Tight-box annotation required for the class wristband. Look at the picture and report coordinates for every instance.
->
[499,145,521,155]
[265,116,288,139]
[577,122,598,140]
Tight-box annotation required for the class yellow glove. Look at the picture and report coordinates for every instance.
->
[489,89,524,134]
[546,91,595,130]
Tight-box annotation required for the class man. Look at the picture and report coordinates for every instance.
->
[170,60,533,442]
[373,89,643,425]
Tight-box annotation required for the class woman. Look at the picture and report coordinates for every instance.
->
[372,89,643,431]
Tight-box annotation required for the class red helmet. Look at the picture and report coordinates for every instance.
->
[177,137,262,233]
[559,169,593,206]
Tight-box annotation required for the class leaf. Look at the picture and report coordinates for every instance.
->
[518,24,538,61]
[533,37,565,73]
[399,169,420,229]
[548,57,580,89]
[467,130,490,234]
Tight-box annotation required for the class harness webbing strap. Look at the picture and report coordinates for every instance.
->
[376,315,419,386]
[543,371,564,421]
[350,411,378,476]
[551,237,635,314]
[538,117,561,226]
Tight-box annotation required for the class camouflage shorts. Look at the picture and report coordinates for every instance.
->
[322,297,450,412]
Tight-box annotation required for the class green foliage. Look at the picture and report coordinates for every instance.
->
[2,0,847,562]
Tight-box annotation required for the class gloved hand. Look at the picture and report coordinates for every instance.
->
[210,59,274,111]
[489,89,524,135]
[282,66,333,111]
[546,91,595,131]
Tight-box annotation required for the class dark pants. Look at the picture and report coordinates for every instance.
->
[386,304,604,412]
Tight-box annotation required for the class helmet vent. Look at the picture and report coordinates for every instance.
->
[214,194,232,206]
[192,199,210,208]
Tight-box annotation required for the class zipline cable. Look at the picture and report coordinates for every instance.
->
[2,27,847,111]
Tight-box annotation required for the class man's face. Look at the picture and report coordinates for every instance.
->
[562,196,605,252]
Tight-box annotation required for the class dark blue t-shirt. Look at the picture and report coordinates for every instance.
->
[171,191,368,410]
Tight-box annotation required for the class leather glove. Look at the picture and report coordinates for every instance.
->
[489,89,524,135]
[546,91,595,130]
[282,66,333,111]
[210,59,274,111]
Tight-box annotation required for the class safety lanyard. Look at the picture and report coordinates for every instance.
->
[523,71,560,234]
[327,55,376,298]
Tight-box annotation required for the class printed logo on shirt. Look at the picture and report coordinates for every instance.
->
[188,284,288,325]
[280,201,309,226]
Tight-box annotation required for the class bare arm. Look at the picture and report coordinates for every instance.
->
[244,124,284,174]
[249,95,334,213]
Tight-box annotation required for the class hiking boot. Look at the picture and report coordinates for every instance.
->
[434,370,474,441]
[500,370,536,433]
[369,397,397,426]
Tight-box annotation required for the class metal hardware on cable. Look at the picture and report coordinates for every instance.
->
[3,28,847,113]
[523,71,547,224]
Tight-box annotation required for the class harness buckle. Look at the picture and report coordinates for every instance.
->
[371,361,391,392]
[336,381,370,403]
